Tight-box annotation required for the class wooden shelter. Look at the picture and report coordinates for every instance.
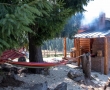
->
[74,30,110,75]
[63,13,110,75]
[73,13,110,75]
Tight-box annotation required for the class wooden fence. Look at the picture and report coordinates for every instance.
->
[42,50,70,57]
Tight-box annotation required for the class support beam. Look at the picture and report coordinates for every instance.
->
[63,37,66,58]
[75,38,80,66]
[74,39,76,58]
[104,37,108,75]
[77,38,80,66]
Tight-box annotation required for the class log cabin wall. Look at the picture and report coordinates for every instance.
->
[91,38,105,73]
[79,38,90,54]
[74,38,80,66]
[91,57,104,73]
[74,38,90,66]
[92,38,105,56]
[74,38,90,57]
[74,39,90,57]
[74,38,105,57]
[74,38,110,74]
[74,38,106,74]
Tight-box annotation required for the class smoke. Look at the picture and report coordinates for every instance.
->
[82,0,110,25]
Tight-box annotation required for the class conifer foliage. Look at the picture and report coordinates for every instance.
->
[0,0,92,73]
[0,0,52,53]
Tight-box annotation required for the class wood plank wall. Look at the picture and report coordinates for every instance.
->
[79,38,90,53]
[74,37,109,75]
[74,38,90,66]
[74,38,90,55]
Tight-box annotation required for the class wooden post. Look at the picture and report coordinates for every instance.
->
[104,37,108,75]
[74,38,80,66]
[74,39,76,58]
[74,38,81,66]
[81,53,86,74]
[75,39,78,57]
[63,37,66,58]
[77,38,80,66]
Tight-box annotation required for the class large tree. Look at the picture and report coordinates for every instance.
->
[28,0,92,73]
[0,0,92,73]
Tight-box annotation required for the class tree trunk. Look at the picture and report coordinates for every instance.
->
[81,53,86,74]
[81,53,91,78]
[28,33,44,74]
[86,53,91,78]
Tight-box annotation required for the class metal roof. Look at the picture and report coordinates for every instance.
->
[74,30,110,38]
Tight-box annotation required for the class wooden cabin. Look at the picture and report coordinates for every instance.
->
[74,15,110,75]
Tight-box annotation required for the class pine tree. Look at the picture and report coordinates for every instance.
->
[0,0,48,53]
[28,0,92,73]
[0,0,92,73]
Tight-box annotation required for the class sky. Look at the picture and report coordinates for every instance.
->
[82,0,110,25]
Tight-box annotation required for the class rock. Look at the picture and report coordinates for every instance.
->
[18,67,28,76]
[54,82,67,90]
[73,75,85,82]
[11,67,18,74]
[1,64,18,77]
[67,70,83,80]
[47,88,53,90]
[29,81,48,90]
[1,64,18,74]
[8,71,16,79]
[48,88,54,90]
[0,76,3,83]
[1,64,12,72]
[103,78,110,90]
[41,68,50,76]
[18,57,26,62]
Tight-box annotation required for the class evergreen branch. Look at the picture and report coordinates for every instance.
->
[28,0,39,5]
[0,3,14,6]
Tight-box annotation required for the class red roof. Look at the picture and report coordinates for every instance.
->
[77,30,85,34]
[0,49,25,60]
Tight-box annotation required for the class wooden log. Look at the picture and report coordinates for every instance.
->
[104,37,108,75]
[77,39,80,66]
[85,53,91,78]
[74,39,77,57]
[81,53,86,74]
[63,38,66,58]
[81,53,91,78]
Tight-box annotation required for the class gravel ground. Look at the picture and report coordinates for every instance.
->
[2,57,110,90]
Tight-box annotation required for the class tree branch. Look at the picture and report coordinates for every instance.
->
[0,3,12,6]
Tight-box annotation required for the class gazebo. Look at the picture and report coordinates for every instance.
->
[63,13,110,75]
[74,29,110,75]
[73,13,110,75]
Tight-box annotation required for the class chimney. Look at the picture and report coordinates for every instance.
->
[98,12,105,30]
